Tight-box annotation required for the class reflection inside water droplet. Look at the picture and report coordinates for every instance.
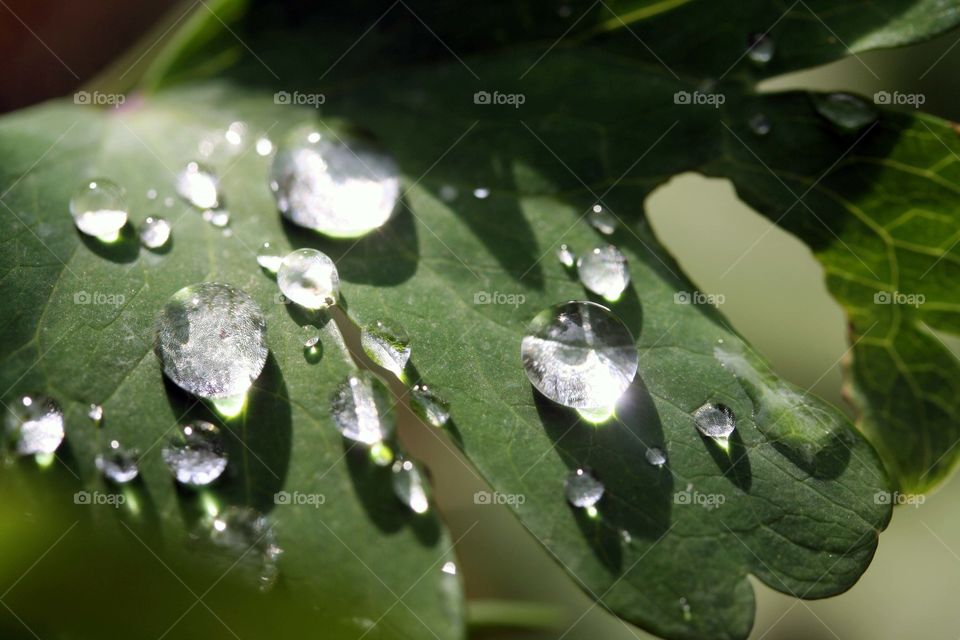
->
[577,245,630,301]
[162,420,228,487]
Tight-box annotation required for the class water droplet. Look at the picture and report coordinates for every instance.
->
[225,121,246,146]
[557,243,576,268]
[438,184,458,202]
[645,447,666,467]
[748,113,771,136]
[208,506,281,592]
[391,458,430,514]
[139,216,171,249]
[472,187,490,199]
[369,441,394,466]
[255,136,274,156]
[4,395,64,455]
[410,384,450,427]
[680,597,692,621]
[300,324,320,348]
[521,301,638,412]
[565,467,604,509]
[69,178,128,241]
[176,162,219,209]
[154,282,268,399]
[95,439,139,483]
[277,248,340,310]
[146,189,158,200]
[330,371,395,445]
[620,529,632,544]
[256,241,283,273]
[693,403,736,441]
[441,561,457,575]
[747,33,774,65]
[88,403,104,424]
[163,196,175,208]
[577,245,630,301]
[588,204,617,235]
[200,209,229,228]
[270,132,399,238]
[361,320,411,378]
[812,93,878,133]
[162,420,228,486]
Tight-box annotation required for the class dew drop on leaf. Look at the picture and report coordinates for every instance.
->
[391,458,430,514]
[95,439,140,484]
[410,384,450,427]
[557,243,576,268]
[812,93,878,133]
[139,216,171,249]
[277,248,340,310]
[208,506,282,592]
[645,447,667,467]
[361,319,411,378]
[69,178,128,241]
[576,245,630,301]
[748,113,771,136]
[161,420,228,487]
[693,403,736,441]
[175,161,219,209]
[746,32,775,65]
[330,371,395,445]
[300,324,320,348]
[564,467,604,510]
[588,204,617,235]
[257,241,283,273]
[202,208,230,228]
[88,403,104,425]
[472,187,490,199]
[4,394,65,456]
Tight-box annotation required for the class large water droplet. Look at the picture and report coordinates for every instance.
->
[270,132,399,238]
[208,506,282,592]
[361,320,411,378]
[693,403,736,441]
[4,395,65,456]
[330,371,395,445]
[391,458,430,514]
[588,204,617,235]
[277,248,340,310]
[747,33,775,65]
[154,282,268,399]
[176,162,219,209]
[521,301,638,412]
[139,216,171,249]
[410,384,450,427]
[565,467,604,509]
[577,245,630,301]
[69,178,128,241]
[557,243,576,268]
[162,420,228,486]
[812,93,878,133]
[96,439,140,483]
[257,241,283,273]
[748,113,771,136]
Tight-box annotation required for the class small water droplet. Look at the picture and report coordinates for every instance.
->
[410,384,450,427]
[225,121,246,146]
[441,561,457,575]
[588,204,617,235]
[88,403,104,424]
[556,243,576,268]
[300,324,320,348]
[693,403,736,441]
[680,597,692,621]
[255,136,274,156]
[438,184,458,202]
[277,248,340,310]
[565,467,604,509]
[257,241,283,273]
[391,458,430,514]
[577,245,630,301]
[812,93,878,133]
[4,395,64,455]
[176,162,219,209]
[162,420,228,486]
[270,132,399,238]
[208,506,281,592]
[369,441,394,467]
[330,371,395,445]
[645,447,667,467]
[521,301,638,412]
[747,33,775,65]
[472,187,490,199]
[748,113,771,136]
[139,216,171,249]
[95,439,139,483]
[361,320,411,378]
[154,282,268,399]
[69,178,128,241]
[163,196,175,208]
[620,529,632,544]
[202,209,230,228]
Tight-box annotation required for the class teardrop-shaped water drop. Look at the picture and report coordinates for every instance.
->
[693,403,736,440]
[139,216,171,249]
[95,439,140,483]
[176,162,219,209]
[410,384,450,427]
[361,320,411,378]
[645,447,667,467]
[391,458,430,514]
[748,113,771,136]
[330,371,395,445]
[277,248,340,310]
[565,467,604,509]
[557,243,576,268]
[747,32,775,65]
[161,420,228,486]
[812,93,878,133]
[209,506,282,592]
[154,282,268,399]
[588,204,617,235]
[270,131,399,238]
[300,324,320,348]
[577,245,630,301]
[4,395,65,456]
[257,241,283,273]
[70,178,128,241]
[521,301,638,412]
